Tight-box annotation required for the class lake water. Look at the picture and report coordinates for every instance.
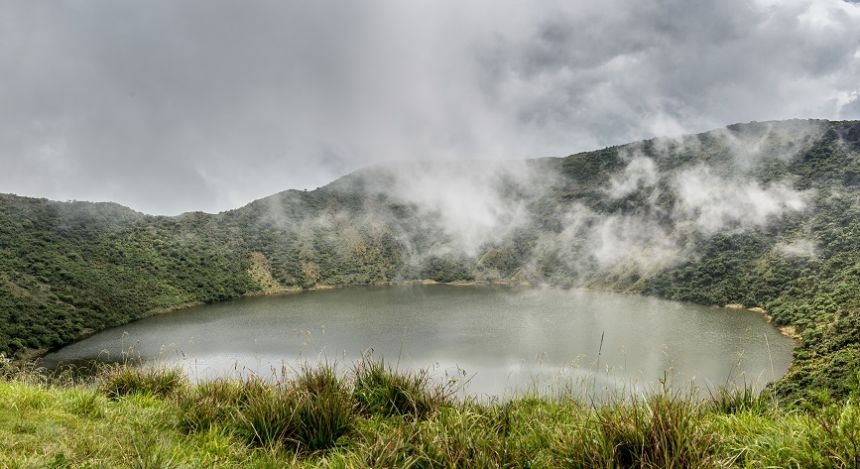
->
[43,285,795,399]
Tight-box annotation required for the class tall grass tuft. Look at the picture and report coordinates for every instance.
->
[67,388,105,418]
[709,385,773,415]
[177,378,256,432]
[0,354,21,381]
[213,365,358,453]
[815,400,860,467]
[234,381,298,448]
[346,421,424,468]
[568,393,716,468]
[0,354,48,385]
[352,355,450,419]
[416,407,509,467]
[290,364,356,451]
[98,364,186,399]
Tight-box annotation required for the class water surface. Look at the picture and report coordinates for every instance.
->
[44,285,795,399]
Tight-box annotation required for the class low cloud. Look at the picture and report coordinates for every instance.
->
[264,120,830,283]
[607,156,659,200]
[774,239,819,258]
[672,166,812,233]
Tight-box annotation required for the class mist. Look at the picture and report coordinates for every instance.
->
[238,119,846,288]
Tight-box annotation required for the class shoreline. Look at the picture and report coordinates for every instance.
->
[722,303,801,340]
[27,280,798,362]
[22,279,499,362]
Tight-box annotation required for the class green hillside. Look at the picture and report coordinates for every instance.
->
[2,119,860,402]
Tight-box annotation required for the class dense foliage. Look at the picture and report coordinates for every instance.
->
[2,119,860,403]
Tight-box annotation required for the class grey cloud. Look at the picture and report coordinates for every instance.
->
[842,95,860,118]
[0,0,858,214]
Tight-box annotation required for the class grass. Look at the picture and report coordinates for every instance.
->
[352,354,451,419]
[98,363,187,399]
[2,358,860,467]
[574,393,715,467]
[708,384,774,416]
[232,365,355,452]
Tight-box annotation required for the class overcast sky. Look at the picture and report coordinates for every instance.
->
[1,0,859,214]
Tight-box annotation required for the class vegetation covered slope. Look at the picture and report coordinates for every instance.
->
[2,119,860,402]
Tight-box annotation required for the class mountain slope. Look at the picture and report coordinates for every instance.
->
[2,118,860,401]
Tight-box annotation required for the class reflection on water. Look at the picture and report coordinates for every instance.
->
[43,285,795,400]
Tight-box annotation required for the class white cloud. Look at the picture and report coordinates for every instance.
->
[673,166,812,233]
[606,156,659,199]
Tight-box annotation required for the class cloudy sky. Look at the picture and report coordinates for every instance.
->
[1,0,859,214]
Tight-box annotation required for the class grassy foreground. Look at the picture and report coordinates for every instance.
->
[2,358,860,468]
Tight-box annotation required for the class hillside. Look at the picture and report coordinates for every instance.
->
[2,119,860,401]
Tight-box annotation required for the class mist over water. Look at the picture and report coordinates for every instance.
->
[44,285,795,400]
